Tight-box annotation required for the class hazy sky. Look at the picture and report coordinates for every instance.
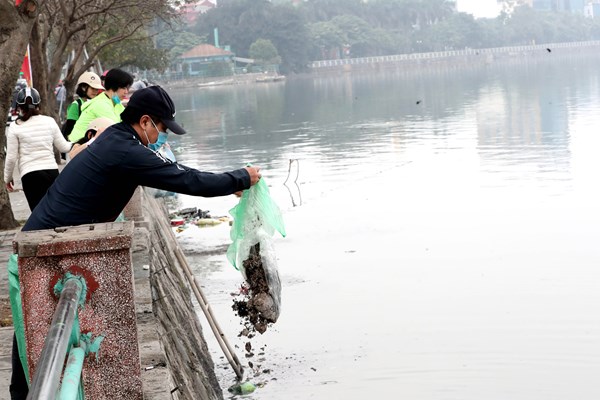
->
[456,0,501,18]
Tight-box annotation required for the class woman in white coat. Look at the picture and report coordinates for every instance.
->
[4,87,73,211]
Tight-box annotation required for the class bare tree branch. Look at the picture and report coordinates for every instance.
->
[36,0,177,110]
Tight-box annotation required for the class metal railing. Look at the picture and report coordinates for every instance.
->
[26,276,87,400]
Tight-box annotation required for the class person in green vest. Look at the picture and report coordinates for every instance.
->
[68,69,133,143]
[61,71,104,139]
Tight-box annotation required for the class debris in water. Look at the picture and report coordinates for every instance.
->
[228,381,256,395]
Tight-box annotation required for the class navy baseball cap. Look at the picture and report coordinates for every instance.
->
[126,86,186,135]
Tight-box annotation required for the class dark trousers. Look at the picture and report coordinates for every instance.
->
[10,334,27,399]
[21,169,59,212]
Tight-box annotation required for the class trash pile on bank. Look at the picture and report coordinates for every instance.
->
[168,207,230,232]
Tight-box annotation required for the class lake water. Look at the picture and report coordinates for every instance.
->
[164,57,600,399]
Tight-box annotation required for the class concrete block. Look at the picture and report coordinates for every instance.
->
[123,187,144,221]
[14,222,143,399]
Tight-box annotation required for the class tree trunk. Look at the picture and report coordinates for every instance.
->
[30,20,63,164]
[30,19,54,119]
[0,1,42,230]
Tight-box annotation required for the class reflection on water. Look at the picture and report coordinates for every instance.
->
[168,56,600,400]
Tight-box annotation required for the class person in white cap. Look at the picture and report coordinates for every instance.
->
[61,71,105,139]
[68,69,133,143]
[68,117,115,159]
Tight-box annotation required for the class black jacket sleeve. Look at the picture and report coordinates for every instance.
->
[117,141,251,197]
[61,119,76,139]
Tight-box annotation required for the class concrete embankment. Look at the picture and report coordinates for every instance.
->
[0,182,223,399]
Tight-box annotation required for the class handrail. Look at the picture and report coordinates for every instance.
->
[26,278,84,400]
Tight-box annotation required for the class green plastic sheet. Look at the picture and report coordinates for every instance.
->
[227,177,286,270]
[8,253,30,384]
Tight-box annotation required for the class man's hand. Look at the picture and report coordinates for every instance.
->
[245,166,261,186]
[6,180,14,192]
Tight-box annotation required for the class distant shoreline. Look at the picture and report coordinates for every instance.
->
[155,40,600,88]
[157,71,283,90]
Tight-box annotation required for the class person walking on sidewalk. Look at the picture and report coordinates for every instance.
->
[9,85,261,399]
[4,87,73,212]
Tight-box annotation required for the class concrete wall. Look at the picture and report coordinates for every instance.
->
[143,192,223,400]
[0,188,223,399]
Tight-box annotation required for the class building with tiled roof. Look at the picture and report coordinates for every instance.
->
[180,44,232,59]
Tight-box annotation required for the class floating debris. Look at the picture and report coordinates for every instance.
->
[196,218,222,227]
[168,206,230,230]
[228,381,256,395]
[170,218,185,227]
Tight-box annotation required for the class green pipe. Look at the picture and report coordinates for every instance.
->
[58,344,85,400]
[27,278,84,399]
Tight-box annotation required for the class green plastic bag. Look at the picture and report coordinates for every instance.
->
[8,253,30,384]
[227,177,286,328]
[227,177,286,270]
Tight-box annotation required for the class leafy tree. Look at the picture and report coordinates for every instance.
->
[308,21,346,59]
[371,28,410,55]
[301,0,366,23]
[330,14,373,57]
[156,29,207,59]
[249,39,282,65]
[195,0,310,73]
[419,12,483,51]
[196,0,271,54]
[366,0,417,31]
[96,32,170,71]
[265,4,310,73]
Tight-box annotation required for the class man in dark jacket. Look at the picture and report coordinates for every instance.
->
[11,86,261,399]
[23,85,261,231]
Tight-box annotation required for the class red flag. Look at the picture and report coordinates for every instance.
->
[20,45,33,87]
